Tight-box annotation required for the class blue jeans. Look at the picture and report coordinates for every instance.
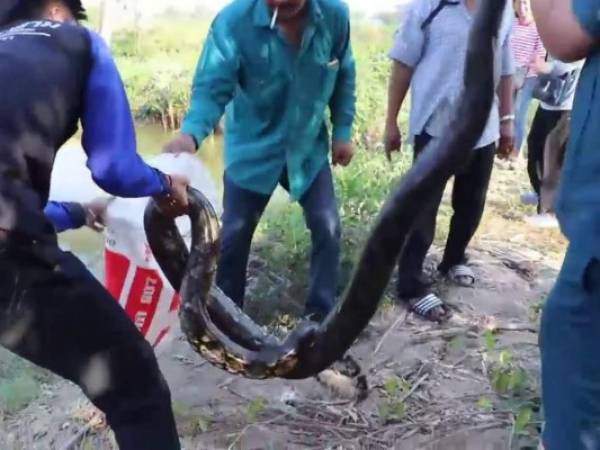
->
[215,165,341,318]
[515,76,538,153]
[541,243,600,449]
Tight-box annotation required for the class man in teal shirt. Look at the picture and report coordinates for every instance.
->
[531,0,600,448]
[164,0,356,321]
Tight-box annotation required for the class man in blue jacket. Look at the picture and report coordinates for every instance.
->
[163,0,357,322]
[0,1,187,449]
[531,0,600,448]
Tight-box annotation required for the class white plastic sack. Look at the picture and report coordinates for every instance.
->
[49,147,221,348]
[49,145,110,203]
[104,153,220,348]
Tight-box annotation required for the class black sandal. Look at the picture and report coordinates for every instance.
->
[409,293,451,323]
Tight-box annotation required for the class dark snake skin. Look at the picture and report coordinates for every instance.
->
[144,0,507,380]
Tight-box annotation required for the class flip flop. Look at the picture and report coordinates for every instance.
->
[409,293,451,323]
[448,264,476,287]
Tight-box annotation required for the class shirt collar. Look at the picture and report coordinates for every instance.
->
[253,0,323,28]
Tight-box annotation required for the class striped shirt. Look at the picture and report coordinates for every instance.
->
[511,18,546,77]
[388,0,515,149]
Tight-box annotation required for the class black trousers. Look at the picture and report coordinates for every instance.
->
[526,106,566,204]
[0,236,180,450]
[396,133,496,299]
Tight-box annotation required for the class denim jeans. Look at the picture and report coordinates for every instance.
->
[215,164,341,318]
[541,244,600,450]
[514,76,539,153]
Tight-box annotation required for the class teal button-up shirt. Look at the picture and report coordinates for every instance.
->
[554,0,600,250]
[181,0,356,201]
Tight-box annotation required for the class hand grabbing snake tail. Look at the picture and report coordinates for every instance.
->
[144,0,507,380]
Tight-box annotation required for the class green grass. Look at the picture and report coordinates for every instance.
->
[106,16,396,141]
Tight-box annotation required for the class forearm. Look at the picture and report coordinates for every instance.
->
[531,0,596,61]
[181,23,237,146]
[499,75,514,117]
[386,61,412,127]
[180,90,229,147]
[329,58,356,142]
[44,201,86,233]
[82,29,170,198]
[329,69,356,142]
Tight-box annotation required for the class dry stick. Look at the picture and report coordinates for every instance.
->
[372,311,408,359]
[400,428,420,441]
[421,421,508,447]
[508,416,516,450]
[409,327,473,345]
[399,374,430,404]
[226,413,289,450]
[493,323,538,334]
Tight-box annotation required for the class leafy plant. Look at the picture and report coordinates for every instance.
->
[378,400,407,424]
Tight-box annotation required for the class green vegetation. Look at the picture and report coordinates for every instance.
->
[481,331,542,449]
[106,16,397,138]
[378,375,411,424]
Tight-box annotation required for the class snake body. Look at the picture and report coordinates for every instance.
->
[144,0,506,380]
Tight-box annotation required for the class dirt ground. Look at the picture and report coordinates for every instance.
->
[0,158,566,449]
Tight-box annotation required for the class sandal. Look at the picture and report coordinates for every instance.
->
[408,293,451,323]
[447,264,475,287]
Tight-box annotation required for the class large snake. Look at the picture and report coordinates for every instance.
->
[144,0,506,380]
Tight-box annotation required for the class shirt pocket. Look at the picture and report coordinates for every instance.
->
[321,59,340,102]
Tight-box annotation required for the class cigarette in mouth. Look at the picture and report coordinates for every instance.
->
[270,7,279,29]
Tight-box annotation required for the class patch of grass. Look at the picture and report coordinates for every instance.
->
[378,375,411,425]
[171,400,213,436]
[480,336,542,449]
[245,397,267,423]
[378,400,407,424]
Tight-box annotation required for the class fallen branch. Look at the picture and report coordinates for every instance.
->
[420,421,509,448]
[226,413,290,450]
[493,323,538,334]
[410,327,475,345]
[372,312,408,361]
[399,374,430,404]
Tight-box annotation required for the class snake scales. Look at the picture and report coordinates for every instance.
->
[144,0,507,380]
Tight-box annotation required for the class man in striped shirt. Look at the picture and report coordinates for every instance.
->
[511,0,547,156]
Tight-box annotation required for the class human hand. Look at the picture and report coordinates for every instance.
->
[332,141,354,167]
[530,56,550,74]
[82,197,112,232]
[162,133,197,155]
[383,122,402,161]
[497,121,515,160]
[154,174,190,218]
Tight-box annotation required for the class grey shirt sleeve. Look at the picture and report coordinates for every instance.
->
[500,4,515,76]
[388,0,427,68]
